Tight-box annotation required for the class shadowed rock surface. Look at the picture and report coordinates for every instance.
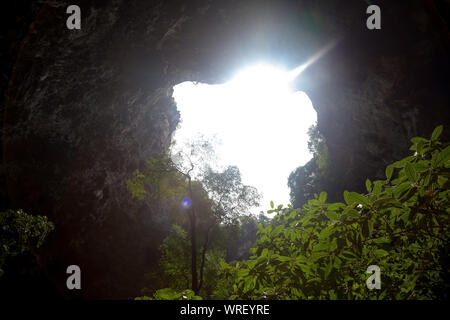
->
[1,0,449,298]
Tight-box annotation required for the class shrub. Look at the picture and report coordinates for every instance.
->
[221,126,449,299]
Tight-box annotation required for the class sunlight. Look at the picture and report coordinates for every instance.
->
[172,63,317,215]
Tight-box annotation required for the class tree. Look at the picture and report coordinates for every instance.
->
[128,136,261,294]
[0,209,54,277]
[128,137,217,293]
[288,159,318,209]
[202,165,261,224]
[288,123,329,208]
[140,223,225,298]
[223,215,260,262]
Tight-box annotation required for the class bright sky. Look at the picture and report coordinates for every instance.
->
[172,63,317,215]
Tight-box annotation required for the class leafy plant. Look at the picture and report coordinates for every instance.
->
[0,209,54,277]
[128,137,261,295]
[135,288,202,300]
[220,125,449,299]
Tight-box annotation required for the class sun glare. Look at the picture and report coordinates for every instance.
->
[172,63,317,215]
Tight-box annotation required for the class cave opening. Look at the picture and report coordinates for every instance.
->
[172,63,317,214]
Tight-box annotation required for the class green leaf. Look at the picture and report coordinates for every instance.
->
[324,260,333,279]
[365,179,372,193]
[349,192,369,205]
[238,269,249,278]
[393,182,412,198]
[291,287,302,298]
[247,259,257,269]
[438,146,450,166]
[314,241,330,252]
[404,163,417,182]
[154,288,178,300]
[319,226,334,239]
[398,186,417,202]
[297,263,311,274]
[386,165,394,180]
[431,125,443,140]
[329,290,337,300]
[277,255,291,262]
[261,248,268,257]
[295,256,308,263]
[343,191,368,206]
[373,249,389,258]
[423,172,432,186]
[373,237,390,244]
[340,250,357,259]
[431,151,440,168]
[243,276,255,293]
[270,200,274,209]
[373,181,384,196]
[392,156,415,168]
[333,256,342,268]
[416,141,424,155]
[326,211,338,220]
[367,220,374,237]
[328,203,346,211]
[411,137,428,145]
[343,191,351,205]
[309,251,328,263]
[272,225,284,237]
[345,208,360,218]
[438,176,448,188]
[319,192,327,203]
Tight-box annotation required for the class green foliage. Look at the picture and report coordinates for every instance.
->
[288,159,318,209]
[202,165,261,223]
[220,126,449,299]
[0,209,54,276]
[210,269,236,299]
[307,123,329,172]
[224,215,265,262]
[127,141,261,224]
[127,153,187,201]
[158,225,192,291]
[139,224,227,299]
[289,123,329,208]
[135,288,202,300]
[128,138,261,297]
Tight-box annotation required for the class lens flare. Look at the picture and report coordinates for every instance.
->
[288,38,341,81]
[181,198,191,208]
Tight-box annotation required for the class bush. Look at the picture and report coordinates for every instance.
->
[135,288,202,300]
[220,126,449,299]
[0,209,54,277]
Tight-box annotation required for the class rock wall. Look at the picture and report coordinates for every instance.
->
[1,0,449,298]
[299,0,450,201]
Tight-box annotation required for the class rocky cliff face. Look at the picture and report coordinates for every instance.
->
[1,0,449,298]
[299,0,450,201]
